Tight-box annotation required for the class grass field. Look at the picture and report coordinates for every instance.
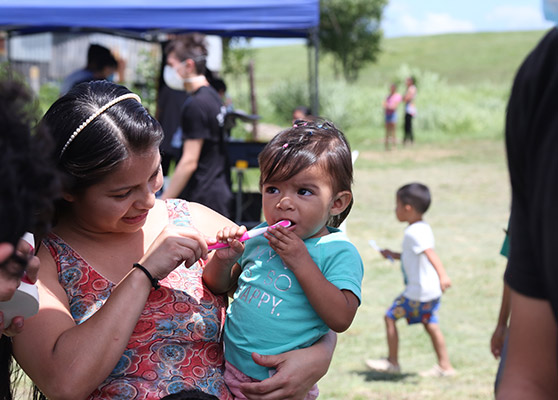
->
[225,30,534,399]
[29,29,545,399]
[318,139,510,399]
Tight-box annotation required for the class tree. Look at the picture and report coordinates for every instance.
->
[319,0,387,82]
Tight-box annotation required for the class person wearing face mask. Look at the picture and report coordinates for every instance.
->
[161,34,232,218]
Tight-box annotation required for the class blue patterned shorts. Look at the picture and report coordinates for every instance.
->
[385,295,441,325]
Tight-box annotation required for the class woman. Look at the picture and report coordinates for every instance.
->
[402,76,417,146]
[13,81,335,400]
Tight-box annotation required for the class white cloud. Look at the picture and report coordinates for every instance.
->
[390,12,475,36]
[486,5,550,30]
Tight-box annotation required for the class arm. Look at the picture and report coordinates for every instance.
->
[240,330,337,400]
[264,226,359,333]
[12,225,210,400]
[161,138,203,199]
[424,248,451,291]
[496,290,558,399]
[491,281,511,358]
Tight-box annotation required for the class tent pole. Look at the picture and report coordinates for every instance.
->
[310,27,319,116]
[307,37,312,113]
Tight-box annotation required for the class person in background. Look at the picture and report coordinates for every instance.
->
[292,105,312,123]
[60,43,124,96]
[203,120,363,399]
[366,183,455,377]
[0,75,59,400]
[402,76,417,146]
[211,78,234,113]
[382,83,402,151]
[12,80,336,400]
[496,6,558,396]
[161,34,232,218]
[155,80,189,178]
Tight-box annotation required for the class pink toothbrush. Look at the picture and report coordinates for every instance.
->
[208,220,292,250]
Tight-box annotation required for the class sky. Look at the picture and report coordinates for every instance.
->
[383,0,553,37]
[253,0,554,47]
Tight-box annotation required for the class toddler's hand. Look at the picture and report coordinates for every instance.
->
[264,225,308,271]
[380,249,396,261]
[210,225,247,262]
[439,274,452,292]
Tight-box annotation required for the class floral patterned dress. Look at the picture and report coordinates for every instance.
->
[42,199,232,399]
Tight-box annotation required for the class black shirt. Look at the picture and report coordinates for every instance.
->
[505,28,558,320]
[179,85,232,218]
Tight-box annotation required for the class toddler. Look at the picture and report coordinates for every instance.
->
[203,120,364,399]
[366,183,455,377]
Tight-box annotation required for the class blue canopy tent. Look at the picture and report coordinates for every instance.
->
[0,0,321,226]
[0,0,320,111]
[0,0,319,38]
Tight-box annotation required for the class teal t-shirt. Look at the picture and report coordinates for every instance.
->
[224,225,363,380]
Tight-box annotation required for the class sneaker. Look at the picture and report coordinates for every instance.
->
[419,364,457,377]
[365,358,401,373]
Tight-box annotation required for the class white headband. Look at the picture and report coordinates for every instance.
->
[59,93,142,158]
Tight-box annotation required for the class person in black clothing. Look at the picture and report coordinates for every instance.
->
[161,33,231,218]
[497,27,558,399]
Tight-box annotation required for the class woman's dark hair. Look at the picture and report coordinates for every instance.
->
[258,119,353,227]
[42,80,163,210]
[397,182,431,214]
[161,389,219,400]
[0,77,59,247]
[0,73,59,400]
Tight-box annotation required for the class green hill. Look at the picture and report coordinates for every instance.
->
[361,30,548,86]
[228,29,550,148]
[250,29,547,88]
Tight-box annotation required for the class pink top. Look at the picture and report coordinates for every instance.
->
[385,93,402,115]
[42,199,232,400]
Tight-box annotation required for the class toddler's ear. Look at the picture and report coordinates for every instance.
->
[330,191,352,216]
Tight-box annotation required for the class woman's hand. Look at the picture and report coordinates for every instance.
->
[139,224,209,280]
[240,331,337,399]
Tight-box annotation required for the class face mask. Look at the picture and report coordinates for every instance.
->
[163,65,185,91]
[543,0,558,23]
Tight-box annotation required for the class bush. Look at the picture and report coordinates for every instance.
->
[264,64,509,148]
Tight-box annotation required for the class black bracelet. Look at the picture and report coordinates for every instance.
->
[133,263,160,290]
